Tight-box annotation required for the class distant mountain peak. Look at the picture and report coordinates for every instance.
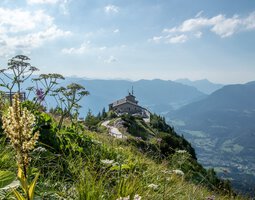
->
[175,78,224,94]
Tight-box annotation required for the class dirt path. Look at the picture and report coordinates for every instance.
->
[102,120,124,139]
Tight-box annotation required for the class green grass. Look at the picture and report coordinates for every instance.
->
[0,116,247,200]
[78,130,245,200]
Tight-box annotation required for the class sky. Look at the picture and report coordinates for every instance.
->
[0,0,255,84]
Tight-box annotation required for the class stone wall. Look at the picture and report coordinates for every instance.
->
[113,102,143,115]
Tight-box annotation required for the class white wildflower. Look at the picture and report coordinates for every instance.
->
[92,139,102,145]
[116,196,129,200]
[101,159,114,165]
[176,150,187,154]
[116,194,141,200]
[33,146,47,153]
[162,170,171,174]
[172,169,184,176]
[148,183,159,190]
[134,194,142,200]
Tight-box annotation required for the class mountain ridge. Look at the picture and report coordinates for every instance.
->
[57,78,207,115]
[175,78,224,94]
[167,82,255,195]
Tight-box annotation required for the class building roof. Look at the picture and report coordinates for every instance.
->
[109,92,150,118]
[109,93,144,109]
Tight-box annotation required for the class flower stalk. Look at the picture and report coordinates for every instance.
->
[2,93,40,200]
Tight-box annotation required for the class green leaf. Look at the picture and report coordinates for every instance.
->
[120,164,130,170]
[40,113,51,123]
[110,164,130,171]
[17,166,28,194]
[1,180,20,190]
[0,170,15,189]
[13,189,26,200]
[28,173,39,200]
[110,165,120,171]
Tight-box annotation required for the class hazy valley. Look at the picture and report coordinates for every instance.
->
[167,81,255,195]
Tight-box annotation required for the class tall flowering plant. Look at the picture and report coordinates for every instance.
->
[2,93,40,200]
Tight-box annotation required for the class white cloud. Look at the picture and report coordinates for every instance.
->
[0,27,71,57]
[152,11,255,44]
[0,40,7,46]
[27,0,71,15]
[113,29,119,33]
[99,46,107,50]
[0,8,71,57]
[62,41,91,54]
[0,8,53,33]
[23,26,71,46]
[59,0,71,15]
[194,31,202,38]
[27,0,59,4]
[171,12,255,37]
[243,12,255,30]
[211,16,240,37]
[104,5,119,14]
[148,36,163,43]
[104,56,117,63]
[62,41,107,54]
[167,34,188,44]
[179,17,212,32]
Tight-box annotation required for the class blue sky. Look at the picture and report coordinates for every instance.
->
[0,0,255,84]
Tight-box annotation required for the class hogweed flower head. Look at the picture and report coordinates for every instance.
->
[2,93,39,174]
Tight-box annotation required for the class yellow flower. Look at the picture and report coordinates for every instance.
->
[2,93,39,174]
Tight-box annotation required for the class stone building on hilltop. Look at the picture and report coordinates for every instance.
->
[109,89,150,118]
[2,92,26,102]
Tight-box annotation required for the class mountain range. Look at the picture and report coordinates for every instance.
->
[1,75,217,115]
[59,78,207,116]
[175,78,224,94]
[167,82,255,195]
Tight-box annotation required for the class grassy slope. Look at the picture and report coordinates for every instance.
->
[0,112,247,199]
